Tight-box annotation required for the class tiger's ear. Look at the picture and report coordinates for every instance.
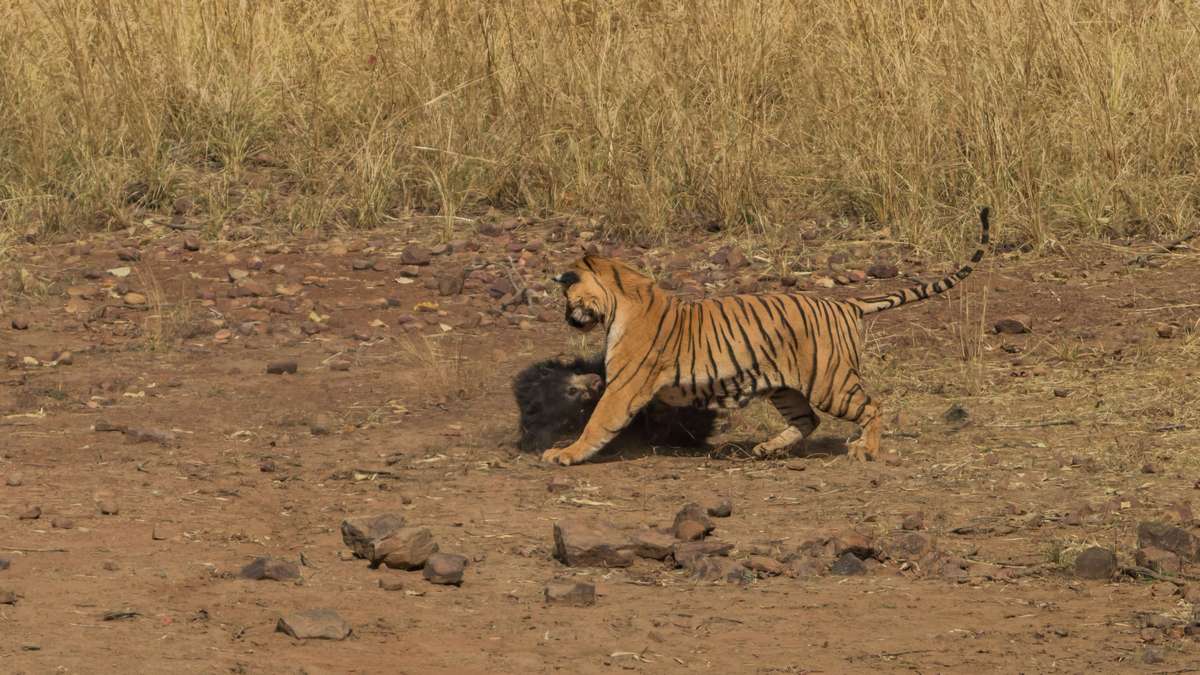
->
[553,271,580,286]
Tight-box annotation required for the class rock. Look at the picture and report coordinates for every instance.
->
[117,248,141,261]
[351,259,374,271]
[422,553,466,585]
[552,518,635,568]
[672,540,734,568]
[1137,521,1200,561]
[11,318,30,330]
[830,552,867,576]
[266,360,298,375]
[994,315,1033,334]
[942,403,969,424]
[0,557,9,571]
[369,528,438,570]
[883,532,935,559]
[672,503,715,540]
[1135,547,1183,574]
[341,513,407,559]
[674,519,708,542]
[5,474,22,487]
[18,505,41,520]
[867,262,899,279]
[1143,647,1166,664]
[310,414,333,436]
[901,512,924,530]
[1074,546,1117,580]
[239,557,301,581]
[96,498,120,515]
[701,496,733,518]
[846,269,867,283]
[1155,323,1175,339]
[784,558,825,578]
[725,249,749,269]
[546,476,573,494]
[123,292,148,306]
[276,609,351,641]
[830,530,876,559]
[745,556,784,576]
[227,268,250,282]
[437,272,466,296]
[51,517,74,530]
[397,265,421,277]
[544,581,596,606]
[689,557,753,584]
[379,578,406,592]
[630,530,678,560]
[400,246,432,266]
[0,590,16,605]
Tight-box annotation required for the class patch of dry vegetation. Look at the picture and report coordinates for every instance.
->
[2,1,1199,250]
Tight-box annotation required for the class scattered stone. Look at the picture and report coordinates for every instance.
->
[830,552,867,576]
[116,248,141,262]
[1137,521,1200,561]
[701,497,733,518]
[901,512,924,530]
[379,578,406,592]
[0,557,9,571]
[96,497,120,515]
[437,272,466,296]
[672,503,715,540]
[11,318,30,330]
[5,474,22,487]
[994,315,1033,334]
[631,530,677,561]
[422,553,467,585]
[1155,323,1175,339]
[276,609,351,641]
[745,556,785,577]
[0,590,16,605]
[1143,647,1166,665]
[397,265,421,278]
[867,262,899,279]
[102,560,120,571]
[553,518,635,568]
[151,525,169,540]
[259,459,277,473]
[53,351,73,365]
[1141,462,1159,474]
[18,505,41,520]
[546,476,573,494]
[51,517,74,530]
[846,269,867,283]
[369,528,438,570]
[341,513,407,559]
[830,530,876,559]
[227,268,250,282]
[1136,547,1183,574]
[183,235,201,251]
[266,360,299,375]
[123,292,148,307]
[351,259,374,271]
[689,556,753,584]
[942,403,969,424]
[883,532,935,559]
[239,557,301,581]
[811,275,836,289]
[544,581,596,606]
[400,245,432,266]
[672,540,734,568]
[1074,546,1117,580]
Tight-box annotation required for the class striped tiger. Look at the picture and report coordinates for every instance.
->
[542,207,990,466]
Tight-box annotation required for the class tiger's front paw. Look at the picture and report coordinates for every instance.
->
[541,444,587,466]
[846,439,876,462]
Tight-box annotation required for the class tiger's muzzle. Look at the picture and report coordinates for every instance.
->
[565,304,602,331]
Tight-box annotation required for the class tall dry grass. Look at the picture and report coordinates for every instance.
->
[2,0,1198,252]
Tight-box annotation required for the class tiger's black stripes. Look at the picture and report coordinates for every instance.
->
[541,207,991,466]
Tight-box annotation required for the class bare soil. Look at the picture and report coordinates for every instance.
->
[3,218,1200,674]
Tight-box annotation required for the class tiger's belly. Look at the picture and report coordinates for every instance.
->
[656,379,766,410]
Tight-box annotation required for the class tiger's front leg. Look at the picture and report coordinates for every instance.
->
[542,385,656,466]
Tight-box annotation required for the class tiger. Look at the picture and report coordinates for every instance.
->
[542,207,990,466]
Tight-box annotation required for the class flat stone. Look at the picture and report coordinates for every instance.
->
[689,557,752,584]
[276,609,351,640]
[422,553,466,585]
[553,518,635,568]
[544,581,596,606]
[239,557,301,581]
[744,556,785,576]
[672,540,734,568]
[1137,521,1200,561]
[368,527,438,570]
[341,513,407,559]
[830,552,867,576]
[631,530,678,560]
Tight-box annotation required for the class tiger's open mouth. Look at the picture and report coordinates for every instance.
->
[565,305,601,331]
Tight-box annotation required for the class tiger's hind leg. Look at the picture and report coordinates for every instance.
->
[818,371,882,462]
[753,388,821,458]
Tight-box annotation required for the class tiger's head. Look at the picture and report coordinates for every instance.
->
[552,256,655,332]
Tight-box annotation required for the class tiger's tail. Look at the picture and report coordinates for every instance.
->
[850,207,990,316]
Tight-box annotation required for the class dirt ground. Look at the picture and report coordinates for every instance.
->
[3,215,1200,674]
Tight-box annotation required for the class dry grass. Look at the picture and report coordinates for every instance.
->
[2,1,1200,251]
